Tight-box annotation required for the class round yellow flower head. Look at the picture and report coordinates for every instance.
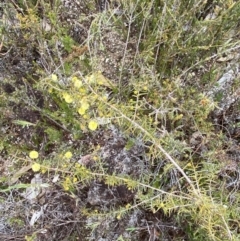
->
[78,107,86,115]
[73,177,78,183]
[51,74,58,82]
[29,150,39,159]
[159,202,165,208]
[75,163,80,168]
[125,203,131,209]
[63,93,73,103]
[72,77,83,88]
[88,120,98,131]
[74,80,83,88]
[32,162,41,172]
[64,151,73,159]
[79,87,87,94]
[81,101,90,111]
[64,186,69,191]
[143,86,148,91]
[71,76,79,82]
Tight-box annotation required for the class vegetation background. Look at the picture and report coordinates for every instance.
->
[0,0,240,240]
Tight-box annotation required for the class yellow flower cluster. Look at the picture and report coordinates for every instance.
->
[49,74,101,132]
[70,76,99,131]
[72,76,83,88]
[29,151,41,172]
[78,100,90,115]
[64,151,73,159]
[62,176,77,191]
[62,92,73,103]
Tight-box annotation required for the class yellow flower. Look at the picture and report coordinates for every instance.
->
[159,202,165,208]
[125,203,131,209]
[78,107,86,115]
[51,74,58,82]
[71,76,79,82]
[73,177,78,183]
[29,150,39,159]
[74,80,83,88]
[102,95,108,101]
[32,162,41,172]
[63,93,73,103]
[86,74,95,84]
[75,163,80,168]
[186,163,193,168]
[88,120,98,131]
[41,167,47,174]
[143,86,148,91]
[65,177,71,182]
[96,145,101,150]
[72,77,83,88]
[79,87,87,94]
[81,101,90,110]
[64,151,73,159]
[63,185,69,191]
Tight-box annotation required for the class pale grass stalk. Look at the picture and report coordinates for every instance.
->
[221,215,233,240]
[90,172,191,200]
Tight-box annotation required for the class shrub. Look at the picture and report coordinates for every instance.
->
[1,0,240,240]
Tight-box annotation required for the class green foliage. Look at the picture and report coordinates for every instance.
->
[1,0,240,240]
[62,35,75,53]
